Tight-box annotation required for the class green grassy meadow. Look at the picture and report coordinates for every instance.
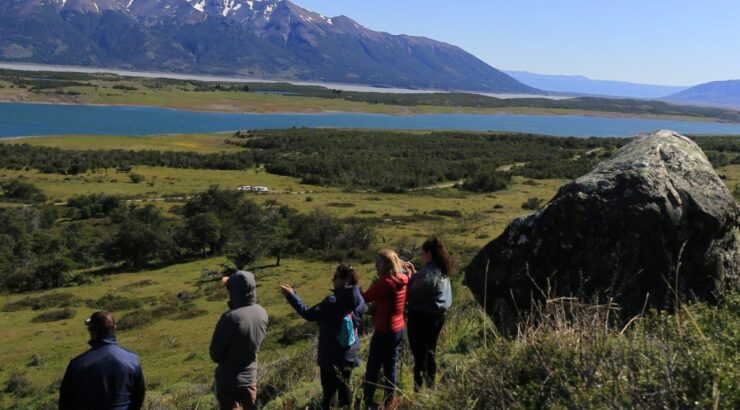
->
[1,132,739,409]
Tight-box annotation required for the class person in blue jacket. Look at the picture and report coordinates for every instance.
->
[280,264,366,410]
[59,311,145,410]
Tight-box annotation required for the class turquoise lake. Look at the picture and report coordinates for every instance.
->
[2,102,740,138]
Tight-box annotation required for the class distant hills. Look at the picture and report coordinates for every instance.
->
[0,0,538,93]
[505,70,688,99]
[664,80,740,109]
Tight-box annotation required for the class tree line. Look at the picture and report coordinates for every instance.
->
[0,187,375,293]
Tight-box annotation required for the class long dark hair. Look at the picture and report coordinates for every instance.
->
[422,237,453,277]
[335,264,359,286]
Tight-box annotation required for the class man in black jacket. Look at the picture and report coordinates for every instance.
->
[59,311,146,410]
[210,271,269,410]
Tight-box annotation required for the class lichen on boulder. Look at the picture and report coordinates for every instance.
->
[465,130,740,326]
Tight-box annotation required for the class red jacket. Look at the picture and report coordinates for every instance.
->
[362,273,408,333]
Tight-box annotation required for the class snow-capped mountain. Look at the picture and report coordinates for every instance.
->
[0,0,538,93]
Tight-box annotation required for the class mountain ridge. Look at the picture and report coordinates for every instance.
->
[664,80,740,109]
[0,0,538,93]
[505,70,688,99]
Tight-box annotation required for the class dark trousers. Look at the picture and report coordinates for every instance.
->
[407,310,445,390]
[363,329,404,407]
[215,383,257,410]
[320,366,353,409]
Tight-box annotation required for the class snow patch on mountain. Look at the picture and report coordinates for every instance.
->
[188,0,206,12]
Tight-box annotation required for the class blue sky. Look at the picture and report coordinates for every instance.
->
[296,0,739,86]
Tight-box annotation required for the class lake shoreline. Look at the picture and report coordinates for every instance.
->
[0,97,735,125]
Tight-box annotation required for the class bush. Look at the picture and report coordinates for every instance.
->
[85,294,142,312]
[31,308,75,323]
[4,372,34,397]
[3,293,77,312]
[129,173,145,183]
[521,197,545,210]
[430,209,464,218]
[117,309,155,330]
[1,179,46,202]
[462,171,511,192]
[173,309,208,320]
[278,322,318,345]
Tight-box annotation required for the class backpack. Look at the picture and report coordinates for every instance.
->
[337,313,356,348]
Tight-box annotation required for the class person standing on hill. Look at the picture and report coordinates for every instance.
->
[210,271,269,410]
[59,310,146,410]
[362,249,409,409]
[406,237,453,390]
[279,264,366,410]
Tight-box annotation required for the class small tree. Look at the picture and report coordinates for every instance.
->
[129,174,145,184]
[186,212,222,256]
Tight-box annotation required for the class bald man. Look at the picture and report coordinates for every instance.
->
[59,311,146,410]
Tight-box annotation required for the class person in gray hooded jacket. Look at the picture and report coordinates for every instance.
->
[405,237,453,390]
[210,271,269,410]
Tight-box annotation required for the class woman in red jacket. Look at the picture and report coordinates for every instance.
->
[362,249,409,409]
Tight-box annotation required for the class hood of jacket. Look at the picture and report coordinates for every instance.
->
[227,270,257,309]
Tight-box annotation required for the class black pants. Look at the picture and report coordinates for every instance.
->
[407,310,445,390]
[320,366,353,409]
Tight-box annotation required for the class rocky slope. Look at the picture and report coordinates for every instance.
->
[0,0,538,93]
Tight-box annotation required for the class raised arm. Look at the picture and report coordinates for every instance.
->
[284,291,332,322]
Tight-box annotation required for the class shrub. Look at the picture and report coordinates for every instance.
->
[117,309,155,330]
[129,173,145,183]
[173,309,208,320]
[430,209,464,218]
[521,197,545,210]
[278,322,318,345]
[462,171,510,193]
[28,354,43,367]
[31,308,76,323]
[4,371,34,397]
[3,293,77,312]
[1,179,46,202]
[85,294,142,312]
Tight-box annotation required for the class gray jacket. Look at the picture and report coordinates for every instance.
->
[407,262,452,315]
[209,271,269,387]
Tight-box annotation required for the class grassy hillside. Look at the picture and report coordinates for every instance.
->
[1,131,739,409]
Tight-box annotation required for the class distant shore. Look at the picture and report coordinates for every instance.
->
[0,62,570,100]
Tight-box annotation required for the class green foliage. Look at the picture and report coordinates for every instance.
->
[128,173,145,183]
[521,197,545,210]
[0,179,46,202]
[31,308,75,323]
[4,371,35,397]
[102,204,179,267]
[67,193,124,219]
[85,294,143,312]
[0,143,254,175]
[239,129,626,189]
[2,293,78,312]
[462,170,511,192]
[184,212,222,255]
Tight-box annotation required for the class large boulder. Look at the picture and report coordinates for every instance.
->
[465,130,740,325]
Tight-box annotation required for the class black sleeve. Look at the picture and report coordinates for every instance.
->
[129,365,146,410]
[209,314,233,363]
[58,362,75,410]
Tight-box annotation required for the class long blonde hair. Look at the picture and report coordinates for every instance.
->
[376,249,405,285]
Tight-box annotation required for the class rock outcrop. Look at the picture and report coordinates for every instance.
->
[465,130,740,325]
